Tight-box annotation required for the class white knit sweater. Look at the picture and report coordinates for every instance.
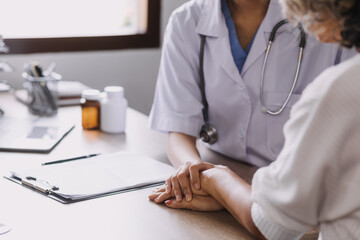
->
[251,54,360,240]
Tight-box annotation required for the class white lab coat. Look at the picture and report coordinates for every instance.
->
[149,0,355,167]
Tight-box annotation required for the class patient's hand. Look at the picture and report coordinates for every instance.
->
[149,184,223,211]
[148,183,208,204]
[164,195,223,211]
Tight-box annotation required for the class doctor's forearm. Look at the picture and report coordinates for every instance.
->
[168,132,202,168]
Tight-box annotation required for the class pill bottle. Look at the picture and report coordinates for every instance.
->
[100,86,128,133]
[81,89,101,130]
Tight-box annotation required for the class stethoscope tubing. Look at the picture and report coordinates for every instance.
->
[198,20,306,144]
[261,45,304,115]
[260,20,306,115]
[199,35,209,122]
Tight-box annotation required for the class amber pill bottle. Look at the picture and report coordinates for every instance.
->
[81,89,101,130]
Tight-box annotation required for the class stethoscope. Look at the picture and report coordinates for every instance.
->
[199,20,306,144]
[261,20,306,115]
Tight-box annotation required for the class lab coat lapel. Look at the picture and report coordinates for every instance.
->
[241,0,284,75]
[195,0,226,38]
[217,36,242,81]
[196,0,241,83]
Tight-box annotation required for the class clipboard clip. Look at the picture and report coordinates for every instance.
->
[10,172,59,194]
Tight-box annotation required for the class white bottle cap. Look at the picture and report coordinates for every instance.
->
[81,89,100,100]
[104,86,124,99]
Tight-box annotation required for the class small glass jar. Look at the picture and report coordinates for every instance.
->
[81,89,100,130]
[22,72,60,116]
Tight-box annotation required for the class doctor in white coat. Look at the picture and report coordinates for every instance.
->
[149,0,354,202]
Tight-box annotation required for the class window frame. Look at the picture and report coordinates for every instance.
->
[4,0,161,54]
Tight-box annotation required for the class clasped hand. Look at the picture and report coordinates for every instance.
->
[148,162,224,211]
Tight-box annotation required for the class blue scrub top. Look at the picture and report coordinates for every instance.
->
[221,0,255,73]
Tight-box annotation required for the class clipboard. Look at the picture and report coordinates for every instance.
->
[4,151,174,204]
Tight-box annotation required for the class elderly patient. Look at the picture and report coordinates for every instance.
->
[149,0,360,239]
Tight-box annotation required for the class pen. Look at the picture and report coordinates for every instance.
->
[41,153,101,166]
[32,63,43,77]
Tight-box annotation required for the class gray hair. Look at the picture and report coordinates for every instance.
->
[279,0,360,48]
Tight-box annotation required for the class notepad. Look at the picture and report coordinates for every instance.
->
[5,151,174,204]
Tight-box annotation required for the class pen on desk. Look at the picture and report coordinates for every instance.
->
[41,153,101,166]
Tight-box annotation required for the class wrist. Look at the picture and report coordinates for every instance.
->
[199,168,218,194]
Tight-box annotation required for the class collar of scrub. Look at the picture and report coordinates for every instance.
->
[195,0,296,38]
[221,0,256,73]
[195,0,300,75]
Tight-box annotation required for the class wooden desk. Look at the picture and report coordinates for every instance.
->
[0,92,317,240]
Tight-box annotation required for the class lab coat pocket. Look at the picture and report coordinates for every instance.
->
[266,92,302,159]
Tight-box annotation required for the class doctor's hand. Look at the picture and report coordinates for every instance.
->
[163,162,215,202]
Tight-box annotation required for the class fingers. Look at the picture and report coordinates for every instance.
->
[189,164,200,190]
[165,178,172,194]
[171,175,183,202]
[178,163,192,201]
[196,162,215,171]
[189,162,214,190]
[154,185,167,193]
[148,185,166,201]
[164,195,223,211]
[154,191,173,203]
[161,162,215,203]
[165,163,186,195]
[148,185,174,203]
[148,192,161,201]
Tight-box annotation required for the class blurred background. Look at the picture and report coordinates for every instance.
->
[0,0,188,114]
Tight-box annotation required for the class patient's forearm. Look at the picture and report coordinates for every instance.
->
[202,168,265,239]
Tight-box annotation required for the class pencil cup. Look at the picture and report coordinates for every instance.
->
[22,72,61,116]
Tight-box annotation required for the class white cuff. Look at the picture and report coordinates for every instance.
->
[251,202,304,240]
[149,115,203,138]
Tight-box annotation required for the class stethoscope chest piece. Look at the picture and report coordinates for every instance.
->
[199,123,218,144]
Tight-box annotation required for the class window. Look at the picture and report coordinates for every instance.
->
[0,0,160,54]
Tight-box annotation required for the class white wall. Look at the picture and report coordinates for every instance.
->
[1,0,188,115]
